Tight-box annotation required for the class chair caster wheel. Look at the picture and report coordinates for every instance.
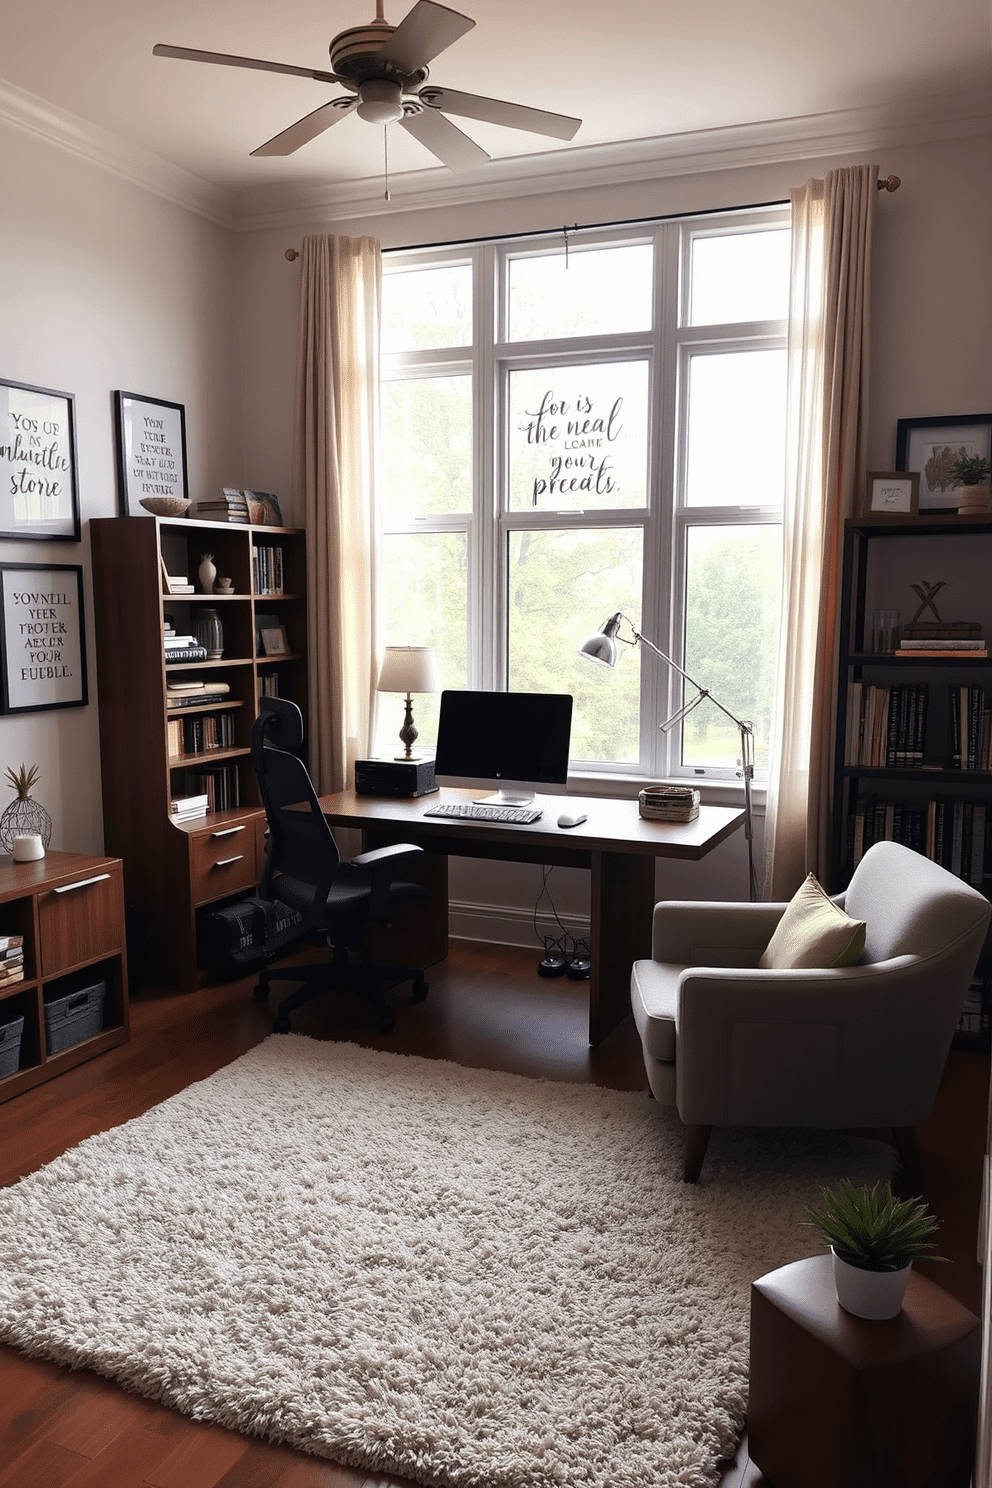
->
[412,978,429,1002]
[252,982,269,1002]
[378,1013,395,1033]
[273,1016,291,1034]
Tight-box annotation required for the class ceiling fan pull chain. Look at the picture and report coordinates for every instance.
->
[384,125,391,201]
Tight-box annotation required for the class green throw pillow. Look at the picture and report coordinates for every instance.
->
[759,872,866,970]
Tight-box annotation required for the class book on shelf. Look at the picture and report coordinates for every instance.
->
[898,649,988,658]
[0,934,24,953]
[900,621,982,639]
[898,637,986,649]
[164,644,208,663]
[0,964,24,985]
[252,544,284,596]
[164,635,198,649]
[167,690,231,710]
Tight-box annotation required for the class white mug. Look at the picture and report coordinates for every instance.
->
[12,833,44,862]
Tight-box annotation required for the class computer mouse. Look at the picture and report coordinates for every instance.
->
[557,812,587,829]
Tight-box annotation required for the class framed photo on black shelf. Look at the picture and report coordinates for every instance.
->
[864,471,918,517]
[114,390,189,516]
[0,563,87,713]
[0,379,80,540]
[895,414,992,512]
[259,623,289,657]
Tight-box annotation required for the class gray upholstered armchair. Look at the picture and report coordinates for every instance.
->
[631,840,991,1182]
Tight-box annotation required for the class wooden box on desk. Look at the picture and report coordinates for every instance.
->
[748,1253,980,1488]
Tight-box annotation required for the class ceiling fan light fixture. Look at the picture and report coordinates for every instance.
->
[356,77,405,123]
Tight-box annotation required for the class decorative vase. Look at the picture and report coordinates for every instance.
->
[957,483,991,516]
[194,607,224,660]
[831,1248,911,1320]
[198,554,217,593]
[0,794,52,855]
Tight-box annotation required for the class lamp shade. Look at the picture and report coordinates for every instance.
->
[577,613,622,667]
[376,645,441,695]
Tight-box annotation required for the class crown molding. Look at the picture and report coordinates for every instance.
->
[234,89,992,233]
[1,71,987,237]
[0,77,238,229]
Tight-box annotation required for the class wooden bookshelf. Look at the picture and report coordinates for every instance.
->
[90,515,308,992]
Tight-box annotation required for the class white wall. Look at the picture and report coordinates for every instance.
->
[0,120,243,853]
[235,129,992,938]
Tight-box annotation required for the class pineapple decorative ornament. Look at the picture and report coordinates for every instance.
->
[0,764,53,855]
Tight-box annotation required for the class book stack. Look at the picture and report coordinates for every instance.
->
[638,785,700,822]
[194,489,250,524]
[0,935,25,987]
[166,680,231,710]
[181,764,240,812]
[164,628,207,664]
[898,621,987,658]
[170,793,209,823]
[949,684,991,770]
[845,681,929,768]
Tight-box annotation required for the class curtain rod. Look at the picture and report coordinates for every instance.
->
[283,173,900,260]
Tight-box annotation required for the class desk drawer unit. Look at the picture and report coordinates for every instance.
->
[38,867,124,976]
[190,820,256,904]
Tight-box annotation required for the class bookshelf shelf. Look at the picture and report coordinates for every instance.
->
[832,516,992,1049]
[90,515,309,993]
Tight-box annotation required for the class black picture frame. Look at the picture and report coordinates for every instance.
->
[0,378,80,541]
[0,563,88,714]
[895,414,992,513]
[114,390,189,516]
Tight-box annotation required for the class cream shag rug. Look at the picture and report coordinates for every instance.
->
[0,1036,892,1488]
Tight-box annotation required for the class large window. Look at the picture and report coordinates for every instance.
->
[378,210,789,781]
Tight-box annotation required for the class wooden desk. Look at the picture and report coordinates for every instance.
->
[318,788,744,1046]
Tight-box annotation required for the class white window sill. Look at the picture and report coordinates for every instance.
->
[566,770,766,814]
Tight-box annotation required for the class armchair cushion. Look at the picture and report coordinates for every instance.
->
[759,872,866,970]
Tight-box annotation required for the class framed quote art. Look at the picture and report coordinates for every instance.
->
[0,563,88,714]
[864,471,919,517]
[0,379,80,541]
[114,390,189,516]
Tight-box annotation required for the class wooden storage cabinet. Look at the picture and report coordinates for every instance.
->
[90,515,308,993]
[0,851,130,1104]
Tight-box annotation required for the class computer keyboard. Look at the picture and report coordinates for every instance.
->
[423,802,543,825]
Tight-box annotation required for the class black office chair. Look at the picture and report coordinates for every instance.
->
[250,696,430,1033]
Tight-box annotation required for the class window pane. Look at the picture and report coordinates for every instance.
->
[684,349,786,507]
[689,229,790,325]
[508,362,648,512]
[681,525,781,771]
[379,532,468,752]
[506,528,643,765]
[507,244,652,341]
[381,376,472,520]
[381,263,472,352]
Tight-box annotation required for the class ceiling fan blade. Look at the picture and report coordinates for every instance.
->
[400,107,489,173]
[251,99,356,157]
[153,43,340,85]
[375,1,475,74]
[419,85,581,141]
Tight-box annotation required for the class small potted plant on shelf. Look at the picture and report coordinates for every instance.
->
[807,1178,945,1319]
[953,454,992,516]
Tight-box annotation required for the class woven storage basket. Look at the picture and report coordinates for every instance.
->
[43,979,105,1054]
[0,1013,24,1078]
[638,784,700,822]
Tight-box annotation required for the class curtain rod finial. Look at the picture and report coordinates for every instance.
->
[285,248,300,262]
[878,174,901,192]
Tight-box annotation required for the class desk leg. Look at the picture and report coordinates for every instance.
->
[361,837,449,971]
[588,850,654,1046]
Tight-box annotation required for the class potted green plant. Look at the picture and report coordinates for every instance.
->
[952,453,991,516]
[807,1178,945,1319]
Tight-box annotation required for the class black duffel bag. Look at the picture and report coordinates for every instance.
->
[198,895,307,974]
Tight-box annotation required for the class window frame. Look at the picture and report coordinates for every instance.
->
[380,206,789,784]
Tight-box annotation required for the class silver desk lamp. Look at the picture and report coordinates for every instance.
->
[578,611,757,900]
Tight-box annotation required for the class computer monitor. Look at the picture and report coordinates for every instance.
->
[433,690,573,806]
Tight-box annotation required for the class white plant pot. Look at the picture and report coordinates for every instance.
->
[831,1247,911,1319]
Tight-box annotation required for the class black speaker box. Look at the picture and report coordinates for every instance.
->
[354,757,438,797]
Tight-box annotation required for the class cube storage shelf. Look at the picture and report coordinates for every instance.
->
[90,515,309,993]
[0,851,129,1104]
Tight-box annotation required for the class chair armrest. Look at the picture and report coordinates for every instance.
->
[651,899,788,966]
[351,842,424,922]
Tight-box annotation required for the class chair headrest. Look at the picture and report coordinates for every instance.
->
[257,696,304,753]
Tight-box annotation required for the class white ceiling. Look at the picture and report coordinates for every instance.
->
[2,0,990,216]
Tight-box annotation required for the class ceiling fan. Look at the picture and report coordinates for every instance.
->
[153,0,582,175]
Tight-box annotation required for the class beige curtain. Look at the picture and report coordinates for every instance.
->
[292,233,382,795]
[762,164,877,898]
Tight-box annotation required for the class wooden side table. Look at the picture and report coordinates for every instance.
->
[749,1254,980,1488]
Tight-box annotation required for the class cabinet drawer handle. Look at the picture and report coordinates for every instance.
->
[213,855,245,867]
[53,873,112,894]
[210,826,246,839]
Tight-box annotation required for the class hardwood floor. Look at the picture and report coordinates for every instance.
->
[0,939,986,1488]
